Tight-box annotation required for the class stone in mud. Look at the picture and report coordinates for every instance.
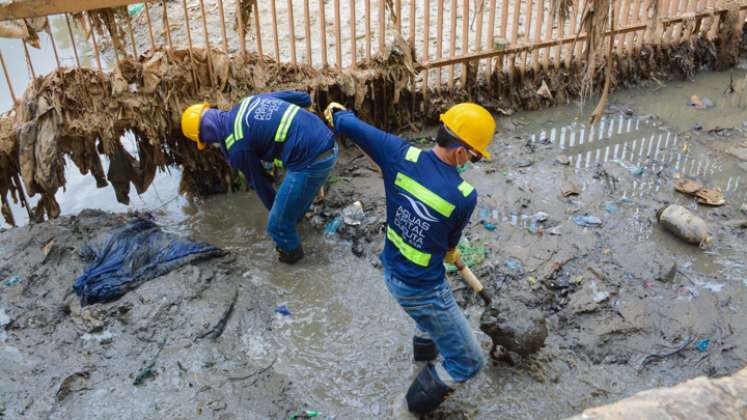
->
[656,204,710,246]
[480,300,548,357]
[568,281,610,314]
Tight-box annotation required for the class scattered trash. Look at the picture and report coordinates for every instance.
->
[74,218,225,306]
[483,223,496,231]
[323,216,342,236]
[133,339,166,386]
[657,205,710,246]
[4,275,21,287]
[274,305,292,316]
[638,336,692,369]
[696,338,710,352]
[629,165,645,177]
[128,3,145,16]
[674,177,725,206]
[289,409,320,420]
[445,240,487,272]
[561,181,581,197]
[537,80,553,100]
[556,155,571,165]
[603,202,618,214]
[56,371,90,401]
[479,207,490,222]
[505,257,524,274]
[689,95,714,110]
[574,215,603,227]
[342,201,365,226]
[693,123,703,131]
[533,212,549,222]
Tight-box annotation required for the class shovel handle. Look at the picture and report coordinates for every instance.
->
[454,258,492,306]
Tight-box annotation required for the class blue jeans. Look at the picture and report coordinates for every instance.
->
[384,270,484,384]
[267,144,338,252]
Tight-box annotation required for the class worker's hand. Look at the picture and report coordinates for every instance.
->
[324,102,347,127]
[444,248,460,265]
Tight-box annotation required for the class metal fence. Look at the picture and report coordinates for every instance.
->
[1,0,747,108]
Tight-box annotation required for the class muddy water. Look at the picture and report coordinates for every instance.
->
[1,68,746,418]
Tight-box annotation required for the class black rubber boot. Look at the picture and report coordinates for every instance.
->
[405,363,454,415]
[413,336,438,362]
[276,245,304,264]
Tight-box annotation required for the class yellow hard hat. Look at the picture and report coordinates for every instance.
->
[439,103,496,159]
[181,102,210,150]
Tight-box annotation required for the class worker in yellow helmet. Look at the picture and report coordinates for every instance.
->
[182,91,337,264]
[324,101,495,414]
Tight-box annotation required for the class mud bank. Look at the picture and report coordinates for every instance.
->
[0,210,303,419]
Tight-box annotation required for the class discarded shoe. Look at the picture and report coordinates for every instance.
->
[413,336,438,362]
[406,363,454,414]
[277,246,304,264]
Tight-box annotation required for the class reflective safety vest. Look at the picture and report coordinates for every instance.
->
[223,96,302,168]
[386,146,474,267]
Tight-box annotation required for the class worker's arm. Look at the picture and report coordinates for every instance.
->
[332,110,404,168]
[447,191,477,250]
[265,90,312,108]
[236,152,277,210]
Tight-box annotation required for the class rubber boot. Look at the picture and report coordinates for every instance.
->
[405,363,454,415]
[413,336,438,362]
[276,245,304,264]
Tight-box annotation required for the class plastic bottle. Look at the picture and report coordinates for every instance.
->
[657,205,710,246]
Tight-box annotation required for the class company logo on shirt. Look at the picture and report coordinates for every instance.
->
[398,193,438,222]
[252,98,280,121]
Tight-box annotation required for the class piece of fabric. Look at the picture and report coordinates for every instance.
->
[333,110,477,288]
[385,270,484,383]
[73,217,225,305]
[267,144,338,252]
[199,91,334,211]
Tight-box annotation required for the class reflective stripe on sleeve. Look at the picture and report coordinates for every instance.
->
[394,172,455,218]
[386,226,432,267]
[405,146,422,163]
[233,96,253,140]
[225,134,236,150]
[274,105,301,143]
[457,181,474,197]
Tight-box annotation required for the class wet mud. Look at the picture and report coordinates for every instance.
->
[1,67,747,420]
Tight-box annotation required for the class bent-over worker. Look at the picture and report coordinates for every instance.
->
[325,101,496,414]
[182,91,337,264]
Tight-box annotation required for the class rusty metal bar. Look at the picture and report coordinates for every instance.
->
[522,0,533,71]
[422,0,430,104]
[22,40,36,79]
[350,0,357,68]
[304,0,313,65]
[475,0,484,69]
[0,50,17,105]
[236,0,247,56]
[45,16,61,68]
[395,0,402,32]
[379,0,386,53]
[508,0,520,75]
[181,0,194,52]
[198,0,213,84]
[543,0,554,71]
[448,0,456,88]
[554,0,564,66]
[143,1,157,50]
[460,0,468,85]
[320,0,329,66]
[409,0,416,47]
[424,7,743,68]
[86,13,103,72]
[436,0,444,83]
[484,0,496,76]
[1,0,147,21]
[334,0,342,69]
[253,0,264,60]
[624,0,641,54]
[270,0,280,61]
[364,0,371,60]
[532,0,543,72]
[106,17,123,74]
[125,7,138,57]
[216,0,228,52]
[64,13,81,68]
[287,0,297,64]
[162,0,173,50]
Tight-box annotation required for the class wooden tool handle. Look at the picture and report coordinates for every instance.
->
[454,258,492,305]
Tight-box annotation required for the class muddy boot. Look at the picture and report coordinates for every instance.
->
[413,336,438,362]
[405,363,454,415]
[276,245,304,264]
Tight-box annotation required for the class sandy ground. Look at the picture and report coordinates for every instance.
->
[0,69,746,418]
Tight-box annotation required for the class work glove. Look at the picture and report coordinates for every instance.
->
[444,248,460,265]
[324,102,347,127]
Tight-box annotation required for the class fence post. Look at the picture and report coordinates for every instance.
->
[350,0,357,68]
[64,13,81,68]
[287,0,298,64]
[143,2,157,51]
[0,50,17,106]
[320,0,329,67]
[271,0,280,61]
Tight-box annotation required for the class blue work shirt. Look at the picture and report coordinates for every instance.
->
[333,111,477,288]
[199,91,334,210]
